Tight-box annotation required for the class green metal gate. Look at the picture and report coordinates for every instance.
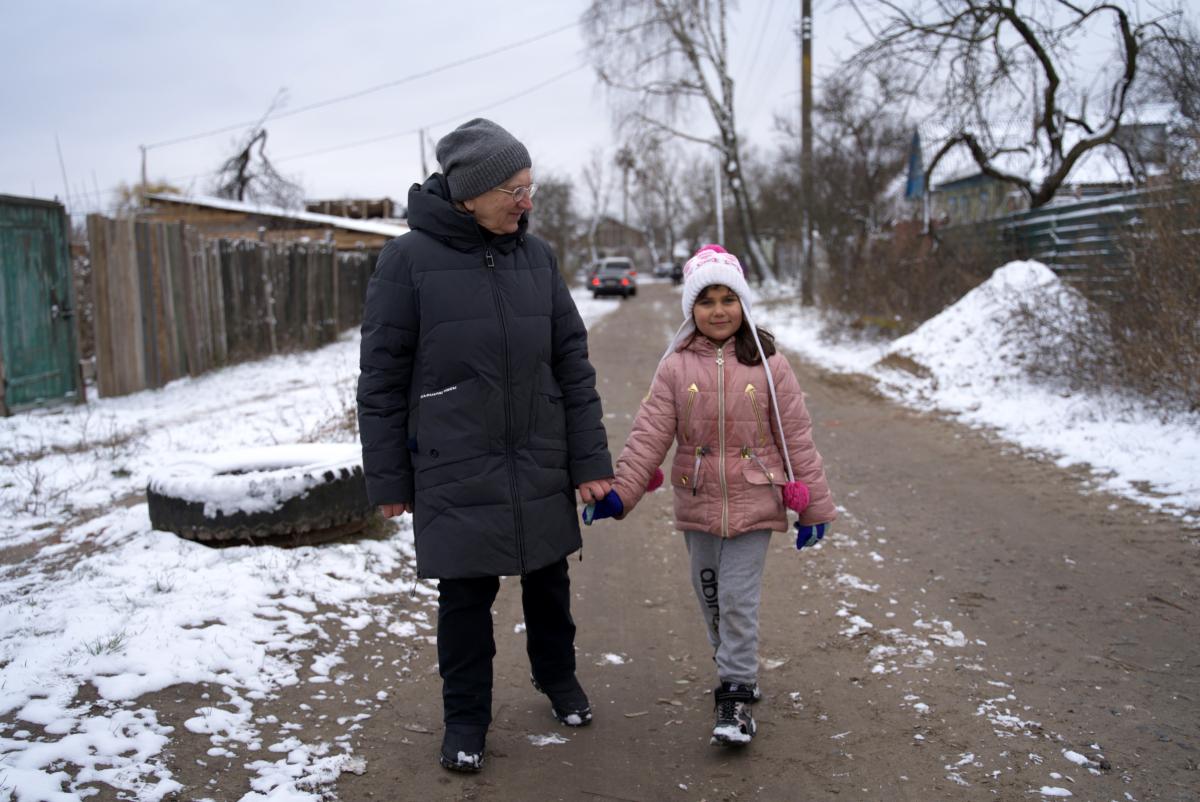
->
[0,194,81,415]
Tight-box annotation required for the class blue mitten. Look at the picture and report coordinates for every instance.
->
[582,490,624,525]
[795,522,828,550]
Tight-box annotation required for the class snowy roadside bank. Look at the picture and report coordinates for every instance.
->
[756,261,1199,525]
[0,288,618,801]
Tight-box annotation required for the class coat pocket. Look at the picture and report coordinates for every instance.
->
[739,450,786,518]
[529,362,567,450]
[413,376,488,470]
[740,447,785,486]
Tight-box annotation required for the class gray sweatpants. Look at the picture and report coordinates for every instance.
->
[683,529,772,686]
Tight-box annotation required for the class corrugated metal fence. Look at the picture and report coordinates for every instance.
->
[86,215,376,398]
[935,185,1189,298]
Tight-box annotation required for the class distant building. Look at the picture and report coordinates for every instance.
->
[590,215,650,268]
[304,197,402,221]
[904,107,1173,225]
[143,193,408,250]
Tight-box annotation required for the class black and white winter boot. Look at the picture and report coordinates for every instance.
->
[439,726,486,772]
[711,681,757,746]
[531,674,593,726]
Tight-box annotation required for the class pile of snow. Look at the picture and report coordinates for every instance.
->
[759,260,1200,521]
[882,261,1086,395]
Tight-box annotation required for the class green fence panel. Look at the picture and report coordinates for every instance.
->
[0,195,80,414]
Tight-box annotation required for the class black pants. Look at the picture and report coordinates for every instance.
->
[437,557,577,731]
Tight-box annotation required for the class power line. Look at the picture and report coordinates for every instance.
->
[274,64,588,164]
[745,5,797,130]
[153,62,589,189]
[144,19,579,151]
[739,0,780,91]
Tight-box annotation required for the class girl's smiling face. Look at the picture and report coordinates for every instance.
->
[693,284,743,343]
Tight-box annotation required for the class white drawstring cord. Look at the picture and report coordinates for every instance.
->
[746,311,795,484]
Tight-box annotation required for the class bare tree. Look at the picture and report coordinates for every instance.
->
[1140,15,1200,119]
[1137,14,1200,175]
[845,0,1180,208]
[676,151,719,250]
[211,90,303,208]
[766,66,911,301]
[212,127,304,208]
[627,138,688,265]
[581,148,615,262]
[525,173,578,280]
[583,0,776,281]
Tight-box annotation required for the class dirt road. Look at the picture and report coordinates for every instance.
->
[156,280,1199,801]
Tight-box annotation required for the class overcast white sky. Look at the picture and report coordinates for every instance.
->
[1,0,862,216]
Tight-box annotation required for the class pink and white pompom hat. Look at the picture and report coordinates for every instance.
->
[661,245,809,513]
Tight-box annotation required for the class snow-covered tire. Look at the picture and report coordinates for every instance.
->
[147,444,374,545]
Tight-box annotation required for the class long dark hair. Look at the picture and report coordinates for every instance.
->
[734,320,775,366]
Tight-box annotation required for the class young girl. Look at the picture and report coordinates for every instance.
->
[585,244,837,746]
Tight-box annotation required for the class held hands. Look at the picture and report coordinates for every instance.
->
[581,468,663,526]
[577,479,613,505]
[582,490,624,525]
[379,503,413,518]
[795,521,829,550]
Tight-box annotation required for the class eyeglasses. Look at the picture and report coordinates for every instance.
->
[493,183,538,203]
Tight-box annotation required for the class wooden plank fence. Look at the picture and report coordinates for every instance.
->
[86,215,377,398]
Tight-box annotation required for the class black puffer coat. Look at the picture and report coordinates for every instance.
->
[357,174,613,579]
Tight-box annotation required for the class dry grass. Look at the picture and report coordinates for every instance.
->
[1005,187,1199,414]
[1096,190,1200,411]
[819,220,997,334]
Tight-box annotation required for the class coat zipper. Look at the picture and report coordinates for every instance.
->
[484,246,526,573]
[691,445,708,495]
[716,345,729,537]
[745,383,766,446]
[683,382,699,442]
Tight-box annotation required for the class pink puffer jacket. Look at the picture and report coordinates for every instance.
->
[613,335,836,537]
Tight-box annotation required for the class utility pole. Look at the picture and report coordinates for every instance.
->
[55,135,72,213]
[621,164,630,250]
[140,144,148,209]
[800,0,814,305]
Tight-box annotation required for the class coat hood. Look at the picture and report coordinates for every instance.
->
[406,173,528,254]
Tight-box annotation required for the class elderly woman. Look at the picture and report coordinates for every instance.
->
[357,118,613,772]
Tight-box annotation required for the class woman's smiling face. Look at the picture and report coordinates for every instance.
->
[462,168,533,235]
[693,284,743,343]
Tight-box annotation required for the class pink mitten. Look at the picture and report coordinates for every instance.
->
[646,467,665,493]
[782,480,810,513]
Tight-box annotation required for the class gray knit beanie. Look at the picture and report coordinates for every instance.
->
[436,118,532,202]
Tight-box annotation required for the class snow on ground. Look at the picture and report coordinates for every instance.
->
[0,289,618,801]
[757,260,1200,524]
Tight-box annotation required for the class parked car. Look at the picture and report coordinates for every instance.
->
[589,257,638,298]
[653,261,677,278]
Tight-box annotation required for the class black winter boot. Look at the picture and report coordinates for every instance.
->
[439,726,486,772]
[531,674,593,726]
[711,682,757,746]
